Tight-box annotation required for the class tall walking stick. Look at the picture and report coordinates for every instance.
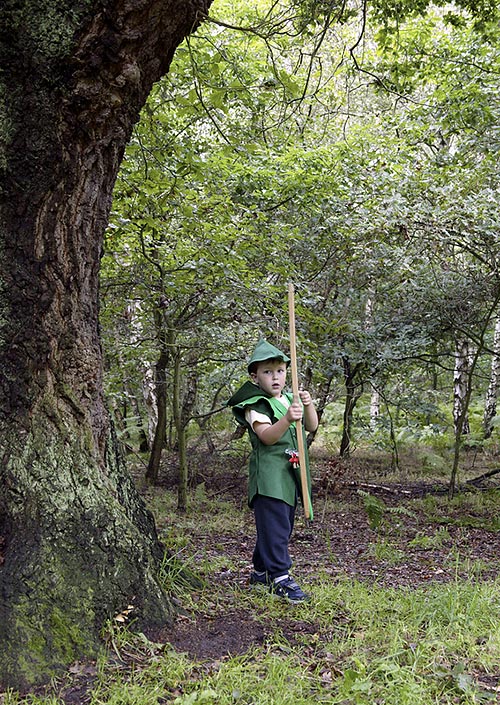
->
[288,282,312,520]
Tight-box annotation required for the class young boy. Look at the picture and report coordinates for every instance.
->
[228,338,318,603]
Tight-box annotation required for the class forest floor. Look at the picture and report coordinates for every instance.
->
[14,445,500,703]
[160,448,500,665]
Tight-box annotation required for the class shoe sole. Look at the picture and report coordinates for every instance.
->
[273,596,310,604]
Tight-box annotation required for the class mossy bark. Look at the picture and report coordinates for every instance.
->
[1,417,172,687]
[0,0,212,690]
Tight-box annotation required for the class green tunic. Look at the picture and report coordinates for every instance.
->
[227,381,312,509]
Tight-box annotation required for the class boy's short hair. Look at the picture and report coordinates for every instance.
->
[248,356,287,375]
[247,338,290,374]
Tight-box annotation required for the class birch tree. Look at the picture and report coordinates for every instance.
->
[483,315,500,438]
[453,339,472,436]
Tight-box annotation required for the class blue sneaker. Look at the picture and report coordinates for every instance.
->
[249,571,270,589]
[270,576,310,603]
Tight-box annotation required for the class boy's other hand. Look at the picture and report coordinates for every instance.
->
[298,389,313,406]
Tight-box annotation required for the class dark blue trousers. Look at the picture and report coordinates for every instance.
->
[252,494,296,580]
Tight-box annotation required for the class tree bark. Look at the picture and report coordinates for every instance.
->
[143,364,159,448]
[145,304,177,483]
[483,315,500,439]
[339,357,363,458]
[173,351,189,512]
[453,339,471,436]
[370,386,380,429]
[0,0,211,689]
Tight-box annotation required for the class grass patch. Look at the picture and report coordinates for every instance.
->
[366,538,406,564]
[12,577,497,705]
[408,526,452,550]
[418,489,500,530]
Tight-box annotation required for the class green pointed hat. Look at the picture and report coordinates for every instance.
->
[247,338,290,373]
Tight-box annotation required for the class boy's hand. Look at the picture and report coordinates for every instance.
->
[254,390,318,445]
[286,400,303,423]
[299,388,319,432]
[298,389,313,407]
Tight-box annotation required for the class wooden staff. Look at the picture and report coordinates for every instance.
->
[288,282,312,520]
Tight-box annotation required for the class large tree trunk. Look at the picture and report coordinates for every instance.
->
[0,0,211,690]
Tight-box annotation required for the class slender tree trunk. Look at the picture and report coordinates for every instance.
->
[483,315,500,439]
[450,339,473,497]
[365,294,380,430]
[453,339,471,436]
[449,295,500,497]
[144,237,178,481]
[146,313,174,483]
[0,0,211,689]
[370,386,380,429]
[143,364,159,448]
[173,352,189,512]
[385,399,399,472]
[125,300,158,450]
[426,349,439,425]
[307,371,334,446]
[145,347,169,482]
[339,358,363,458]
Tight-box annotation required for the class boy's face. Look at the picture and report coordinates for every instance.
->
[251,358,287,397]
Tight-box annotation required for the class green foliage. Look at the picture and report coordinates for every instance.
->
[368,538,406,563]
[100,0,500,486]
[358,489,416,531]
[415,489,500,533]
[408,526,451,549]
[173,690,218,705]
[158,549,205,596]
[358,489,388,530]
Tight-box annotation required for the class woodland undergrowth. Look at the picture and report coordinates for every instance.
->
[3,447,500,705]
